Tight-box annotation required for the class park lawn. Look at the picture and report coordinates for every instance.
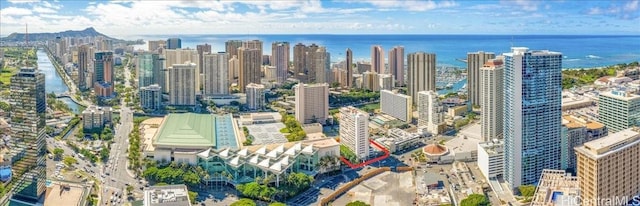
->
[357,102,380,111]
[0,66,18,85]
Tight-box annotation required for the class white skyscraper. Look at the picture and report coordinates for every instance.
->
[246,83,265,110]
[203,52,229,97]
[503,47,562,189]
[480,57,504,141]
[380,90,412,122]
[418,90,445,135]
[340,106,370,159]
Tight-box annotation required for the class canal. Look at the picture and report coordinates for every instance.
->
[37,49,82,114]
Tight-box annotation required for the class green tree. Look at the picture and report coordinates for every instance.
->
[100,147,110,163]
[230,198,256,206]
[63,156,77,166]
[53,148,64,159]
[460,194,489,206]
[188,191,198,204]
[518,185,536,197]
[269,202,286,206]
[346,201,371,206]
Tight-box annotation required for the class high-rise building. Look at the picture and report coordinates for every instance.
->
[294,83,329,124]
[271,42,290,83]
[166,38,182,49]
[137,53,163,89]
[356,62,371,74]
[371,45,384,74]
[225,40,243,59]
[388,46,404,86]
[311,47,330,83]
[339,106,370,159]
[148,40,166,51]
[82,105,112,130]
[77,45,91,90]
[480,57,504,141]
[203,52,229,97]
[417,90,445,135]
[246,83,265,110]
[162,49,199,94]
[168,62,197,106]
[9,67,46,203]
[560,115,607,172]
[477,139,504,183]
[345,48,353,88]
[407,52,436,105]
[94,51,114,97]
[503,47,562,189]
[229,55,239,84]
[379,74,393,91]
[262,55,270,66]
[468,51,496,107]
[575,128,640,206]
[196,43,212,75]
[598,89,640,133]
[362,71,380,92]
[380,90,412,122]
[238,47,262,93]
[243,40,263,57]
[140,84,162,111]
[293,43,307,77]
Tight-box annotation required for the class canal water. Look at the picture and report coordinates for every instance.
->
[437,78,467,95]
[37,49,82,114]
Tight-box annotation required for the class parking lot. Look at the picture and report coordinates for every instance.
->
[287,170,360,206]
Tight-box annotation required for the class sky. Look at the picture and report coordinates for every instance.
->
[1,0,639,39]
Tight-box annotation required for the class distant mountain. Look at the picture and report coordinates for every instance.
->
[0,27,125,42]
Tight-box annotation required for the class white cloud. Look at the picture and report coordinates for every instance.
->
[0,7,33,16]
[32,6,57,13]
[362,0,458,11]
[6,0,40,4]
[624,0,639,11]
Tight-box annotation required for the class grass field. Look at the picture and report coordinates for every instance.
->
[357,102,380,111]
[0,66,18,86]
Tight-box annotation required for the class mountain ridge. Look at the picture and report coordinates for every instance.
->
[0,27,125,42]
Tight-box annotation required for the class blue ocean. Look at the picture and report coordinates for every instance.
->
[135,34,640,69]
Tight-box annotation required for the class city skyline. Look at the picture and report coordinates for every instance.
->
[1,0,639,38]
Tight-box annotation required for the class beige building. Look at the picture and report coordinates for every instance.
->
[345,48,353,88]
[561,115,607,172]
[362,71,380,91]
[203,52,229,97]
[480,57,503,141]
[82,105,113,130]
[468,51,496,107]
[575,128,640,206]
[162,49,199,94]
[340,106,370,159]
[388,46,404,86]
[228,55,239,84]
[371,45,384,74]
[238,47,262,92]
[294,83,329,125]
[271,42,290,83]
[168,62,197,106]
[380,90,412,122]
[408,52,436,105]
[148,40,166,52]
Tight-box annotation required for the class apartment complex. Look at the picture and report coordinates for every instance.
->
[477,140,504,183]
[530,169,580,206]
[203,52,229,97]
[82,105,113,131]
[480,57,504,141]
[417,90,445,135]
[137,53,164,89]
[598,89,640,133]
[560,115,607,172]
[371,45,384,74]
[271,42,290,83]
[345,48,353,88]
[407,52,436,105]
[468,51,496,107]
[140,84,162,111]
[503,47,563,189]
[93,51,114,97]
[294,83,329,124]
[246,83,265,111]
[380,90,412,122]
[238,47,262,92]
[168,62,197,106]
[575,128,640,206]
[340,106,370,159]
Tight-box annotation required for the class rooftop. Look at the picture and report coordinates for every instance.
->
[143,184,191,206]
[153,113,239,149]
[531,169,579,206]
[44,182,90,206]
[562,115,605,130]
[423,144,448,156]
[576,128,640,159]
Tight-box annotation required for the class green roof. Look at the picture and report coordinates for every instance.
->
[154,113,217,147]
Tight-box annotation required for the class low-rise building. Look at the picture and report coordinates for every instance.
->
[374,128,422,153]
[82,105,112,131]
[143,184,191,206]
[477,139,504,183]
[530,169,579,206]
[238,112,282,125]
[447,105,467,118]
